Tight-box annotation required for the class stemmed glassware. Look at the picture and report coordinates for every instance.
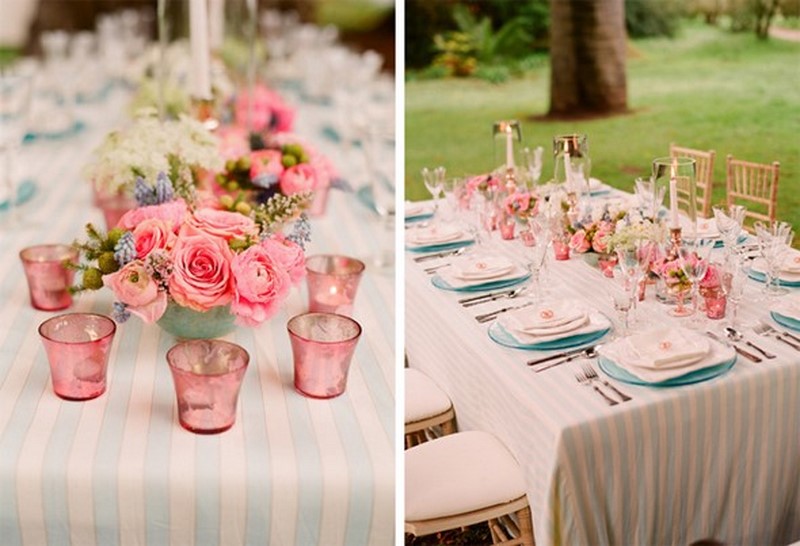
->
[754,220,794,297]
[713,204,746,257]
[522,146,543,189]
[610,270,633,337]
[615,239,655,326]
[522,216,552,301]
[1,68,33,228]
[721,255,751,330]
[421,166,445,220]
[634,177,666,221]
[678,238,715,326]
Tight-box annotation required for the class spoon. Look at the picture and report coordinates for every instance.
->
[725,327,776,359]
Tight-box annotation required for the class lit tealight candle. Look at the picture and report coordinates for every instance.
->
[306,255,365,317]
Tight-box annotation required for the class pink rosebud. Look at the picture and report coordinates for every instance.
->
[132,218,176,259]
[231,242,292,326]
[168,232,235,312]
[118,199,189,232]
[250,150,285,182]
[181,208,259,242]
[102,261,167,323]
[280,164,317,195]
[261,235,306,284]
[591,227,612,254]
[569,229,591,253]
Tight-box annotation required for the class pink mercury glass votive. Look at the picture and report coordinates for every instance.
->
[166,340,249,434]
[38,313,116,401]
[287,312,362,399]
[305,255,366,316]
[553,239,571,261]
[20,244,79,310]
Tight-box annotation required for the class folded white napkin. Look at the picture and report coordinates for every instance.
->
[589,178,604,191]
[623,327,710,369]
[598,333,734,383]
[405,202,430,217]
[779,252,800,274]
[450,256,514,280]
[751,257,800,282]
[772,293,800,321]
[687,217,721,239]
[504,300,588,333]
[498,304,609,345]
[409,224,463,245]
[438,264,527,289]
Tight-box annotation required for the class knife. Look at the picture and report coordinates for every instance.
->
[475,301,534,323]
[413,249,457,263]
[458,289,513,305]
[527,346,589,366]
[706,331,762,363]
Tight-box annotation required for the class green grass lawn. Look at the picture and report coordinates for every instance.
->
[405,21,800,236]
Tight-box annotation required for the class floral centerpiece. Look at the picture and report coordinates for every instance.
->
[502,191,538,224]
[464,173,501,200]
[84,109,223,228]
[233,84,295,134]
[72,173,310,338]
[212,130,338,216]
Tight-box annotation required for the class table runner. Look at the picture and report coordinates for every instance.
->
[405,212,800,545]
[0,85,395,546]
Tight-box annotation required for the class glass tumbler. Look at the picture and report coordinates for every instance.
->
[166,339,250,434]
[38,313,116,400]
[20,244,79,310]
[288,312,362,399]
[305,255,365,316]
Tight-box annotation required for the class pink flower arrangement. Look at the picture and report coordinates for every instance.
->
[465,174,501,199]
[568,220,615,254]
[658,258,693,292]
[503,191,538,223]
[234,84,295,134]
[75,191,307,328]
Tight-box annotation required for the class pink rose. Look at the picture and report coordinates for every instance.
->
[168,232,235,311]
[569,229,591,253]
[250,150,285,181]
[261,235,306,284]
[231,242,291,326]
[103,261,167,323]
[132,218,176,259]
[591,226,612,254]
[234,85,295,133]
[700,264,720,289]
[118,199,188,232]
[181,208,259,241]
[216,126,250,160]
[280,164,317,195]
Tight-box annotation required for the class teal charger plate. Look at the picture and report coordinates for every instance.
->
[598,355,736,387]
[431,272,530,292]
[770,311,800,332]
[487,321,610,351]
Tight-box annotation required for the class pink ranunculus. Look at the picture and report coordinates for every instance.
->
[234,85,295,134]
[168,232,235,311]
[103,260,167,323]
[230,242,291,326]
[261,235,306,284]
[308,151,334,189]
[280,163,317,195]
[216,126,251,160]
[591,226,613,254]
[132,218,176,259]
[181,208,259,241]
[569,229,592,253]
[250,149,285,181]
[118,199,189,232]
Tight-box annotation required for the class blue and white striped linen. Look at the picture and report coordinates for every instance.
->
[405,208,800,546]
[0,86,395,546]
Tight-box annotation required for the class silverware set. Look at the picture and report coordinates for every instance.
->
[475,301,534,323]
[412,247,466,263]
[459,288,524,308]
[575,364,630,406]
[724,326,775,359]
[753,321,800,351]
[706,331,762,362]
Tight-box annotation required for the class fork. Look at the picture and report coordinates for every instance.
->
[753,321,800,351]
[575,368,618,406]
[582,364,631,402]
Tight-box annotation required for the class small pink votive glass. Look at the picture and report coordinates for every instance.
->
[288,312,362,399]
[166,339,249,434]
[20,244,79,310]
[305,255,366,316]
[38,313,116,401]
[704,293,727,319]
[553,239,571,261]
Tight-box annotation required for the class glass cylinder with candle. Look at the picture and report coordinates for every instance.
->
[305,255,366,317]
[552,134,590,193]
[492,120,522,174]
[652,157,697,237]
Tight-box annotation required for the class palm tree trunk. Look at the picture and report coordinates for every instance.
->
[548,0,628,117]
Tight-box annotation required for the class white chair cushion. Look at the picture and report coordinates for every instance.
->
[405,369,452,424]
[405,430,527,521]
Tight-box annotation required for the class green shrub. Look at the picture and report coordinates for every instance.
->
[625,0,682,38]
[474,64,511,83]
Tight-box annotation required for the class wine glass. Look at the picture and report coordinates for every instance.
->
[713,204,746,257]
[678,238,715,327]
[616,239,655,326]
[723,256,751,330]
[609,268,633,338]
[522,216,552,300]
[635,177,666,221]
[754,220,794,297]
[0,68,33,228]
[421,166,444,219]
[522,146,543,188]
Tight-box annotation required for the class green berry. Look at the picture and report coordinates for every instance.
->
[219,195,235,209]
[283,143,303,158]
[298,152,310,164]
[229,238,249,251]
[107,228,125,247]
[235,201,251,215]
[226,180,239,192]
[225,159,237,172]
[98,252,120,274]
[215,173,227,186]
[281,154,297,168]
[236,156,251,171]
[82,267,104,290]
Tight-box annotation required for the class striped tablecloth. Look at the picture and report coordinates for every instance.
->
[0,86,395,546]
[405,212,800,546]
